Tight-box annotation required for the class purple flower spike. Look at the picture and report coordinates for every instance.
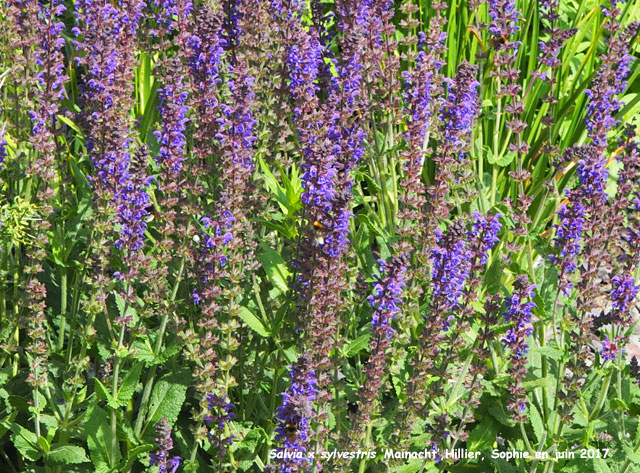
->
[502,275,536,421]
[610,274,639,323]
[204,394,235,456]
[502,279,536,358]
[469,212,502,264]
[368,257,407,339]
[0,131,7,165]
[600,335,621,362]
[149,418,182,473]
[430,225,471,317]
[274,354,318,473]
[439,64,480,157]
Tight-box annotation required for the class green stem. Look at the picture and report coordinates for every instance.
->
[110,321,127,465]
[588,370,612,421]
[134,251,187,438]
[57,267,67,352]
[357,424,372,473]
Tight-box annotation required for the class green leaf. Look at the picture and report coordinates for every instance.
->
[609,397,628,411]
[487,148,517,167]
[38,435,50,453]
[523,377,554,390]
[70,159,91,197]
[94,379,117,408]
[45,444,90,465]
[115,293,137,324]
[0,412,17,440]
[258,156,291,215]
[56,114,83,134]
[529,405,545,443]
[590,457,612,473]
[389,459,429,473]
[143,371,189,438]
[467,418,499,451]
[531,346,562,361]
[484,258,504,294]
[117,362,143,405]
[238,306,269,337]
[491,457,518,473]
[85,403,120,472]
[122,443,154,470]
[343,333,371,357]
[11,423,41,462]
[258,244,291,295]
[622,444,640,465]
[132,337,156,367]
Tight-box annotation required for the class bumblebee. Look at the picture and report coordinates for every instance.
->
[313,220,329,247]
[285,422,297,442]
[490,34,508,49]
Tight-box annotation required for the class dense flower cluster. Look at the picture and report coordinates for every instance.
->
[550,202,585,290]
[74,0,150,257]
[30,0,67,135]
[204,393,235,456]
[347,255,407,446]
[610,274,639,321]
[274,354,318,473]
[368,257,407,339]
[0,130,6,165]
[439,65,480,154]
[149,418,182,473]
[551,144,608,292]
[502,275,536,420]
[502,278,536,357]
[584,17,638,147]
[430,224,470,315]
[488,0,520,38]
[469,212,502,265]
[600,335,621,362]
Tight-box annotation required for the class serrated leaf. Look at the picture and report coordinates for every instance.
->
[45,444,90,465]
[38,435,50,453]
[484,259,503,294]
[11,423,41,462]
[94,378,117,407]
[491,457,518,473]
[0,412,17,440]
[389,459,428,473]
[157,341,182,363]
[609,397,628,411]
[529,405,545,443]
[468,418,499,451]
[523,377,554,390]
[132,337,156,367]
[143,371,189,438]
[622,444,640,464]
[590,457,612,473]
[122,443,154,470]
[343,333,371,357]
[238,306,269,337]
[117,362,143,405]
[85,403,119,472]
[258,244,291,295]
[487,148,517,167]
[115,293,137,322]
[531,346,562,360]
